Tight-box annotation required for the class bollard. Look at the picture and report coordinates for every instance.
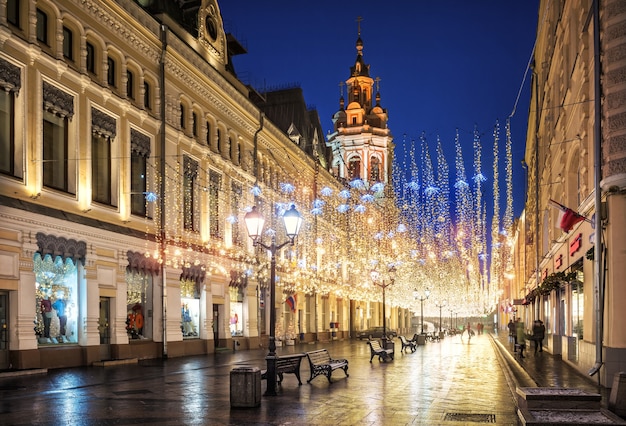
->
[230,366,261,408]
[609,371,626,418]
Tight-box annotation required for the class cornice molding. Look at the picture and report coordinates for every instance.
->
[78,0,161,66]
[163,54,256,136]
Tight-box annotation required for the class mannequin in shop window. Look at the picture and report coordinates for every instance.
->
[230,311,238,336]
[126,303,144,339]
[181,304,196,336]
[40,293,53,342]
[52,291,67,343]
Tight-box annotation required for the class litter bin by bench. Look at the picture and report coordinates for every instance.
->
[384,339,395,354]
[230,366,261,408]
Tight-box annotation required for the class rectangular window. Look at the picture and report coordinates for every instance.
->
[63,26,73,61]
[206,121,211,145]
[86,42,95,74]
[180,104,186,129]
[183,172,195,231]
[126,70,134,100]
[107,56,116,87]
[0,91,15,176]
[131,151,147,216]
[7,0,20,27]
[126,271,153,340]
[209,170,221,239]
[231,182,242,245]
[192,112,198,137]
[43,110,68,191]
[92,133,111,205]
[36,9,48,45]
[143,82,151,110]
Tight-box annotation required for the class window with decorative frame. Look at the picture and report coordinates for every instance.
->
[42,82,73,193]
[107,56,116,87]
[0,58,20,178]
[126,270,153,340]
[209,170,222,239]
[216,128,221,154]
[369,156,380,182]
[126,69,135,100]
[0,90,15,176]
[7,0,21,28]
[348,156,361,179]
[86,42,96,74]
[36,8,48,46]
[180,103,186,130]
[231,182,242,245]
[183,155,198,231]
[62,26,73,61]
[91,108,116,206]
[143,81,151,110]
[130,129,150,217]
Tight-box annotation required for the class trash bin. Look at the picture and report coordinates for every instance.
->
[230,366,261,408]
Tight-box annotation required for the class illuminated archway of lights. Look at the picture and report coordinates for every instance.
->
[140,124,514,321]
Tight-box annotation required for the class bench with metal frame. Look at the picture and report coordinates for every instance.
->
[305,349,349,383]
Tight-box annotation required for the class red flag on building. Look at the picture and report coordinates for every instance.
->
[549,199,587,232]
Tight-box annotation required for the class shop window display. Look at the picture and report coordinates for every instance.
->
[229,286,243,337]
[126,271,152,340]
[34,253,78,345]
[180,279,199,338]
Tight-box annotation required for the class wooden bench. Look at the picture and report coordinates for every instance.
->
[399,335,416,353]
[261,353,306,385]
[367,339,394,362]
[305,349,349,383]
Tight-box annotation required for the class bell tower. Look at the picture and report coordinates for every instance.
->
[326,17,393,186]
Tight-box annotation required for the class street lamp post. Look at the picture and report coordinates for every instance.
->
[370,265,396,346]
[244,204,302,396]
[414,288,430,335]
[435,301,447,333]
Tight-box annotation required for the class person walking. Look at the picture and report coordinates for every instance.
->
[532,320,545,353]
[507,319,515,342]
[516,321,527,358]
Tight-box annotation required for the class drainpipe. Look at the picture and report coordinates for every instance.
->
[589,0,603,378]
[160,24,168,359]
[253,113,264,183]
[253,113,263,344]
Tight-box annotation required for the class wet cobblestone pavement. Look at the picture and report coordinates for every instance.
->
[0,332,612,425]
[491,332,608,401]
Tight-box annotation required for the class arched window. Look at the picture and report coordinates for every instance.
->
[370,156,381,182]
[348,156,361,179]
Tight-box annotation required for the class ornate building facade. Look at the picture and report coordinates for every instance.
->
[0,0,409,370]
[502,0,626,387]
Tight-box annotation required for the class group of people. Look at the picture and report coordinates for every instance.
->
[508,318,545,358]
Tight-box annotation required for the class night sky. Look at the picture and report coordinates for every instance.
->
[219,1,540,219]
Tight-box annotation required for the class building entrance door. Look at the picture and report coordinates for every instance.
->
[99,297,111,360]
[213,304,219,346]
[0,292,8,369]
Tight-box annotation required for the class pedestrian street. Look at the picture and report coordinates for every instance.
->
[0,333,520,425]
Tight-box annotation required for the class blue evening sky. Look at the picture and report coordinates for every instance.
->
[219,1,539,219]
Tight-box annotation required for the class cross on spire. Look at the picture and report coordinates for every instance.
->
[356,16,363,36]
[339,81,344,97]
[375,76,381,92]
